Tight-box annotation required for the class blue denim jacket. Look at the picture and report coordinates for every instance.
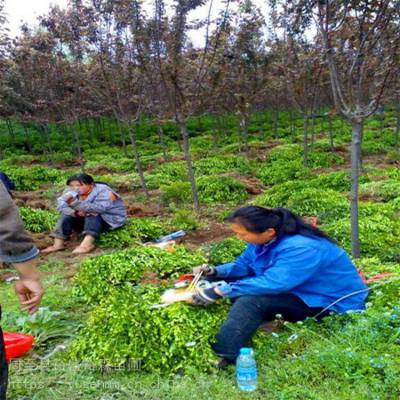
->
[216,234,368,313]
[57,184,127,229]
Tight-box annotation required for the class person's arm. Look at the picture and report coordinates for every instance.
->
[214,244,254,279]
[0,182,43,313]
[216,246,323,298]
[57,191,78,216]
[70,190,118,214]
[14,259,44,314]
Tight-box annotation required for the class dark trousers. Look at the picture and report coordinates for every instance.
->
[52,214,110,240]
[212,293,328,361]
[0,310,8,399]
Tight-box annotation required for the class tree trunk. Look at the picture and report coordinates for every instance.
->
[22,123,33,152]
[273,110,278,138]
[303,115,309,167]
[5,119,16,147]
[176,113,200,212]
[328,115,335,152]
[197,115,203,132]
[379,110,384,136]
[239,112,249,156]
[116,120,128,156]
[157,122,169,161]
[395,101,400,152]
[40,124,54,166]
[127,120,149,198]
[71,124,84,171]
[289,111,296,142]
[350,120,363,259]
[310,114,316,151]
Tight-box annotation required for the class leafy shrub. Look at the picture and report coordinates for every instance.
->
[207,236,246,265]
[0,165,67,190]
[75,245,206,302]
[257,158,310,186]
[170,209,200,231]
[145,161,188,189]
[360,180,400,202]
[19,207,58,233]
[162,176,248,205]
[70,285,228,373]
[197,176,248,204]
[256,187,349,223]
[308,152,345,168]
[257,143,344,186]
[323,212,400,261]
[193,155,254,176]
[98,218,170,249]
[161,181,192,205]
[85,155,134,173]
[308,171,371,192]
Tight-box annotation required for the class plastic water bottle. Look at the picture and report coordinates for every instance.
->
[236,347,257,392]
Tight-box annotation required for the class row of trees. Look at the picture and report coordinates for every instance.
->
[1,0,400,257]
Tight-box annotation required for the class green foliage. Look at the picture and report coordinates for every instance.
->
[19,207,58,233]
[70,285,228,373]
[193,155,254,176]
[360,180,400,201]
[75,245,206,302]
[162,176,248,205]
[323,210,400,261]
[257,158,309,186]
[207,236,246,265]
[170,209,200,231]
[257,144,344,186]
[256,187,349,223]
[2,307,79,345]
[308,151,345,168]
[85,155,134,173]
[197,175,248,204]
[161,181,192,205]
[145,161,187,189]
[308,171,371,192]
[0,165,67,190]
[98,218,170,249]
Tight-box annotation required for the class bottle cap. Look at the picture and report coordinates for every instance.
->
[240,347,252,355]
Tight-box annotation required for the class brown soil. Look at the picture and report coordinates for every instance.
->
[13,191,53,210]
[126,202,161,217]
[140,270,169,285]
[240,177,265,195]
[180,222,231,248]
[91,164,114,174]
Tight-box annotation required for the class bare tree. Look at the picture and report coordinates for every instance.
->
[277,0,400,257]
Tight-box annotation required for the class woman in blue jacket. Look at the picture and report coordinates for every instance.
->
[190,206,368,365]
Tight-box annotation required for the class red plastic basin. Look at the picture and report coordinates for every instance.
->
[3,332,34,362]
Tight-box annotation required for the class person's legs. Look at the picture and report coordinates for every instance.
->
[0,309,8,399]
[72,216,109,254]
[43,215,84,253]
[212,293,326,361]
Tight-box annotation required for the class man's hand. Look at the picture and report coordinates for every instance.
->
[192,264,215,276]
[14,279,44,314]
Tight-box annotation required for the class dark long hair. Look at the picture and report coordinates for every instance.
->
[225,205,336,243]
[66,173,110,188]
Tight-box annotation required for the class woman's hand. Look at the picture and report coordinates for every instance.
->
[190,287,223,306]
[192,264,215,276]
